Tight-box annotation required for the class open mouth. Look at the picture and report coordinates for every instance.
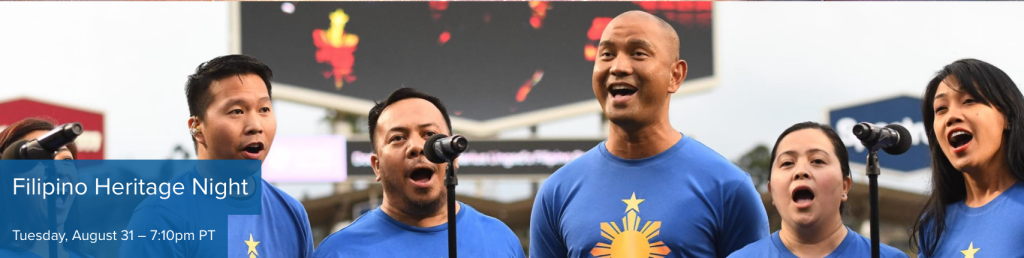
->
[948,129,973,149]
[409,167,434,184]
[244,143,264,155]
[792,187,815,204]
[609,84,638,97]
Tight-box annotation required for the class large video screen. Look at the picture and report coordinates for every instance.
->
[241,1,713,122]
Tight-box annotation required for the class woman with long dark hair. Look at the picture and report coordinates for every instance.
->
[729,122,906,257]
[912,59,1024,257]
[0,117,88,258]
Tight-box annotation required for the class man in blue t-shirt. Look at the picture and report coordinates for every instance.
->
[313,88,524,258]
[530,11,769,258]
[119,55,314,257]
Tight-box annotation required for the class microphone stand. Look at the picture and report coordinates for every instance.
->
[445,160,458,258]
[38,152,59,258]
[866,150,880,258]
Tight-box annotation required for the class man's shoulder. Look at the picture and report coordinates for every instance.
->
[260,179,308,215]
[325,209,386,239]
[460,204,523,252]
[542,143,603,187]
[726,236,772,258]
[462,204,514,232]
[552,142,604,172]
[678,136,753,183]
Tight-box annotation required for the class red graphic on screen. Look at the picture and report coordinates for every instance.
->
[438,31,451,46]
[584,17,613,61]
[633,1,711,29]
[528,1,550,29]
[430,1,449,21]
[313,9,359,90]
[516,70,545,102]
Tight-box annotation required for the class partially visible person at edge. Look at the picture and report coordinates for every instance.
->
[912,59,1024,257]
[0,117,89,258]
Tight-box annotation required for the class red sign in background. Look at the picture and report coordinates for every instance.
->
[0,98,105,159]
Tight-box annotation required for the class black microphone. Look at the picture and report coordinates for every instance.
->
[423,134,468,164]
[852,122,912,155]
[1,123,83,160]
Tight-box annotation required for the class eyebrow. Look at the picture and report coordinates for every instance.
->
[385,123,440,135]
[222,97,272,108]
[934,92,947,100]
[598,39,656,50]
[777,148,832,159]
[627,38,655,50]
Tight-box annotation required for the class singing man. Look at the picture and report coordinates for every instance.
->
[313,87,524,258]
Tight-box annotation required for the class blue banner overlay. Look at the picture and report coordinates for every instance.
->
[0,160,262,258]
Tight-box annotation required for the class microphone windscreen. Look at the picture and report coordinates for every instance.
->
[883,124,913,155]
[423,134,449,164]
[1,139,30,160]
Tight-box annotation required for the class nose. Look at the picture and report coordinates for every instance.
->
[407,135,426,159]
[793,170,811,181]
[244,113,264,136]
[944,107,964,128]
[609,55,633,78]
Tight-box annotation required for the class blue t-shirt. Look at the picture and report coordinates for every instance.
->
[530,134,770,258]
[119,170,313,258]
[728,227,908,258]
[917,181,1024,257]
[313,202,525,258]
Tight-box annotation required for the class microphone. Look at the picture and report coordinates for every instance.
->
[423,134,468,164]
[1,123,83,160]
[852,122,912,155]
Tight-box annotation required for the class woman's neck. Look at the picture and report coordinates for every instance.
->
[779,219,848,258]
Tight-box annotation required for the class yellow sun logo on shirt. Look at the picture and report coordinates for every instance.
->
[590,192,671,258]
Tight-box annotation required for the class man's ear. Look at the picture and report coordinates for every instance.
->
[667,59,688,94]
[371,153,382,182]
[188,116,205,147]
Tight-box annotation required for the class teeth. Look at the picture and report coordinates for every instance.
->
[611,85,635,91]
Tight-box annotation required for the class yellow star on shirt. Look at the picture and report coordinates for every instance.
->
[245,233,260,258]
[961,241,979,258]
[622,192,644,213]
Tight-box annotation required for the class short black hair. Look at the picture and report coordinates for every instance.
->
[184,55,273,150]
[368,88,453,153]
[769,121,852,214]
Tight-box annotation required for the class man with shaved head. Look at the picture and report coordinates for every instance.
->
[530,10,768,258]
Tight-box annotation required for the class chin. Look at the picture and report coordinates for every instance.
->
[789,212,819,226]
